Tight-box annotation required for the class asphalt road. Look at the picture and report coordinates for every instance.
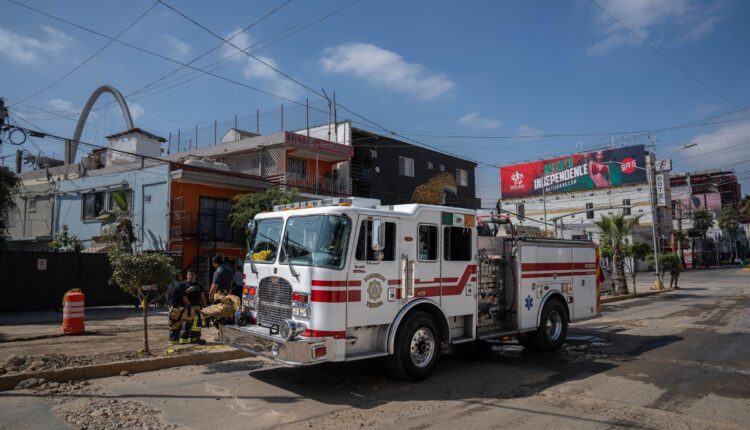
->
[2,268,749,429]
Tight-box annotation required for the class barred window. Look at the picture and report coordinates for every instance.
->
[199,197,233,242]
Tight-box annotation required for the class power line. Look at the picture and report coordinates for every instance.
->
[123,0,293,103]
[157,0,325,100]
[7,0,319,109]
[9,1,160,106]
[588,0,737,108]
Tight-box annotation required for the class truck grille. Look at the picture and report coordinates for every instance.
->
[257,276,292,328]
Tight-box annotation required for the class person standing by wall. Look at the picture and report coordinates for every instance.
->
[208,256,234,302]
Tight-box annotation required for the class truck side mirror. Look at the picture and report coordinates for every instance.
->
[370,218,385,252]
[246,220,256,236]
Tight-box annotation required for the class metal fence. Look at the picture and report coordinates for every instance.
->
[0,251,135,311]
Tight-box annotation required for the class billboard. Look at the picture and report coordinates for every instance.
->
[500,145,648,198]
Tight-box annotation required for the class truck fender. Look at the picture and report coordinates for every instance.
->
[536,291,570,326]
[385,298,451,355]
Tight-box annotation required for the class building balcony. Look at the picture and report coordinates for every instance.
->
[278,174,350,197]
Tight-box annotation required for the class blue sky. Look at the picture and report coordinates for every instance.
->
[2,0,749,207]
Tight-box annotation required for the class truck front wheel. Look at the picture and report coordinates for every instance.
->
[525,299,568,351]
[387,311,440,381]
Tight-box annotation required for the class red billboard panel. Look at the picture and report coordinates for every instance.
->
[500,145,648,198]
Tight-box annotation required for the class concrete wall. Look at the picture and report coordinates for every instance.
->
[55,164,170,251]
[8,182,56,240]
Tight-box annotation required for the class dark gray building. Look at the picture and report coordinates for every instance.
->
[350,128,480,209]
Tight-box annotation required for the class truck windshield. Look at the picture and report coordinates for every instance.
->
[279,215,351,269]
[246,218,283,263]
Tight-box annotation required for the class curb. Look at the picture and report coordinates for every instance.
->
[601,288,676,304]
[0,348,250,392]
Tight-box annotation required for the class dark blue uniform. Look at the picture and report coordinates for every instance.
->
[178,280,205,343]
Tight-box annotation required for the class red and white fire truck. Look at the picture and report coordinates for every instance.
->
[221,198,601,381]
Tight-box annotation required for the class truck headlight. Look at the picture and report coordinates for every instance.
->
[280,319,307,340]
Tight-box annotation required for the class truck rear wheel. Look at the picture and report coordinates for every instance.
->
[387,311,440,382]
[525,299,568,351]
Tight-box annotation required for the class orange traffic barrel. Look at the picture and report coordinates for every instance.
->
[62,291,85,334]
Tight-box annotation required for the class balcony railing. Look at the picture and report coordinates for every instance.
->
[283,174,350,196]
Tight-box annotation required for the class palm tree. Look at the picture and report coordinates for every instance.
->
[97,190,135,252]
[740,194,750,222]
[595,213,642,295]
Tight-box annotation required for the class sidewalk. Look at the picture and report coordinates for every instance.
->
[0,305,221,368]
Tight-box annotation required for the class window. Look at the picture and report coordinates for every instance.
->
[82,192,105,220]
[427,161,434,170]
[108,189,132,212]
[517,203,525,218]
[369,149,377,158]
[418,225,438,261]
[456,169,468,187]
[586,202,594,219]
[246,218,283,263]
[355,220,396,261]
[279,215,351,269]
[198,197,233,242]
[287,157,307,177]
[443,226,472,261]
[28,198,36,213]
[399,156,414,177]
[622,199,631,216]
[439,164,445,172]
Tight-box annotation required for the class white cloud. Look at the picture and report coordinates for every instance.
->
[129,103,145,121]
[0,25,73,64]
[516,125,544,138]
[220,28,253,59]
[320,43,455,100]
[458,112,502,129]
[216,29,298,99]
[685,121,750,170]
[165,35,191,59]
[586,0,725,55]
[49,98,75,112]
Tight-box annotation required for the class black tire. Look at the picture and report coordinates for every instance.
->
[526,299,568,351]
[387,311,440,382]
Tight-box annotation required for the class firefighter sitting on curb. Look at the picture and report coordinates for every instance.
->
[178,268,208,345]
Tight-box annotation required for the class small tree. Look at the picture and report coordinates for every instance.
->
[0,166,20,248]
[623,241,651,293]
[228,187,298,230]
[595,214,641,295]
[109,250,175,355]
[50,224,83,252]
[718,206,741,261]
[691,209,714,239]
[662,253,683,289]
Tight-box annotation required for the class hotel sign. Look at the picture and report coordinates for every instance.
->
[285,132,353,158]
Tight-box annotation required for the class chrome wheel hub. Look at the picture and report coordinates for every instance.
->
[410,327,435,368]
[546,310,563,341]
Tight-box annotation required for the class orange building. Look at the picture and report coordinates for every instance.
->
[168,163,270,285]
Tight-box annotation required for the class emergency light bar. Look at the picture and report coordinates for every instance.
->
[273,197,380,212]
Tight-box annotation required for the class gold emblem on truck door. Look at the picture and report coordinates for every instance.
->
[364,273,385,308]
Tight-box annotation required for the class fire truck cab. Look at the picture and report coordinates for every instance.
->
[220,198,600,381]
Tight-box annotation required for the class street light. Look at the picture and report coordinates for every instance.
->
[611,142,697,288]
[648,143,697,288]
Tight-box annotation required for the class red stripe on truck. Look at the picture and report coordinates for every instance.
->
[303,329,346,339]
[311,289,361,303]
[311,280,361,287]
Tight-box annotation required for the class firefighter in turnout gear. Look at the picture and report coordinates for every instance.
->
[167,273,188,346]
[179,268,208,345]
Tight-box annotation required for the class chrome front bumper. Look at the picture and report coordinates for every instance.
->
[220,324,333,366]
